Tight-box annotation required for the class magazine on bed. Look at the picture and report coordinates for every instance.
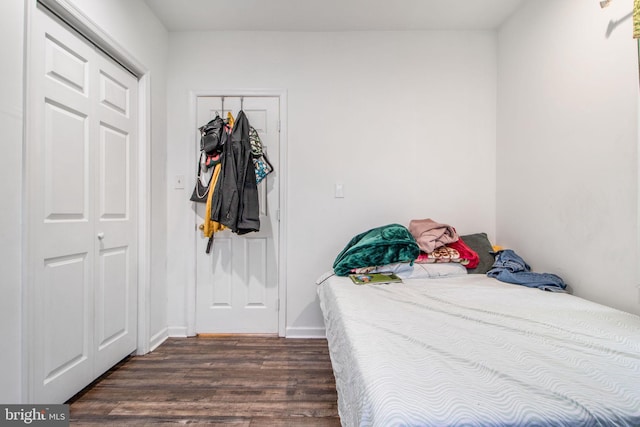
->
[349,273,403,285]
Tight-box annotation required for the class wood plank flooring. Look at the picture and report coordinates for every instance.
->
[68,336,341,426]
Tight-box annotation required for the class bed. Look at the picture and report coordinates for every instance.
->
[317,269,640,427]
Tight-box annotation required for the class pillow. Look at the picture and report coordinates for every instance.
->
[410,263,467,279]
[350,262,415,279]
[459,233,495,274]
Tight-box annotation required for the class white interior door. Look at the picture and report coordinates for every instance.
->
[195,96,280,334]
[28,5,138,403]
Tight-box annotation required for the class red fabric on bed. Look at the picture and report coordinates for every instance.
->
[415,237,480,269]
[448,237,479,269]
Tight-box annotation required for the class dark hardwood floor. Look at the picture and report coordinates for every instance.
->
[68,336,341,426]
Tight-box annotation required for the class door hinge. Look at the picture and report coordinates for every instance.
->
[276,209,280,222]
[278,120,281,132]
[276,299,280,311]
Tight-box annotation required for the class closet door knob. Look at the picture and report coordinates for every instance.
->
[97,232,105,240]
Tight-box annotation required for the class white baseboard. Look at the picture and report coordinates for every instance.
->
[166,326,325,339]
[285,326,326,338]
[149,327,169,352]
[168,326,188,337]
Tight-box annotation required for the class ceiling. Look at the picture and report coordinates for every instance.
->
[144,0,526,32]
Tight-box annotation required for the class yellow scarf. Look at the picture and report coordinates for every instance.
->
[201,162,226,237]
[635,0,640,38]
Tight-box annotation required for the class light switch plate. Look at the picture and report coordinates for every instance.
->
[174,175,185,189]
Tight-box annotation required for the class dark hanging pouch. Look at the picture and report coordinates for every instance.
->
[189,158,212,203]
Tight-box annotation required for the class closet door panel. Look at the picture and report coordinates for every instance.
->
[92,51,138,377]
[30,6,95,403]
[44,32,88,95]
[99,70,129,116]
[42,254,89,382]
[43,100,88,220]
[99,124,129,219]
[96,247,129,349]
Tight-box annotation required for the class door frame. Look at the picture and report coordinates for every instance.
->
[23,0,152,402]
[186,90,288,337]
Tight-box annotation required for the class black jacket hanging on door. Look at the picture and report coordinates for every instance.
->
[210,110,260,234]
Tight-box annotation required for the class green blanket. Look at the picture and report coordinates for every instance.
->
[333,224,420,276]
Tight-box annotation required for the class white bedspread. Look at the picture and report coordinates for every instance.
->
[317,274,640,427]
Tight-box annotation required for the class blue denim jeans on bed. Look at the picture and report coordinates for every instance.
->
[487,249,566,292]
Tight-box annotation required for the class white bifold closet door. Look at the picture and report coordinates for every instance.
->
[27,5,138,403]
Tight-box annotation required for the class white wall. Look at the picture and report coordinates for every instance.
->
[0,0,26,405]
[497,0,640,314]
[0,0,168,403]
[166,31,498,335]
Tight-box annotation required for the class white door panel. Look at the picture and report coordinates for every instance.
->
[92,44,138,377]
[40,252,90,394]
[43,101,89,222]
[29,6,137,403]
[195,96,280,334]
[99,70,130,116]
[31,7,95,403]
[99,125,129,218]
[96,247,129,348]
[44,32,88,94]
